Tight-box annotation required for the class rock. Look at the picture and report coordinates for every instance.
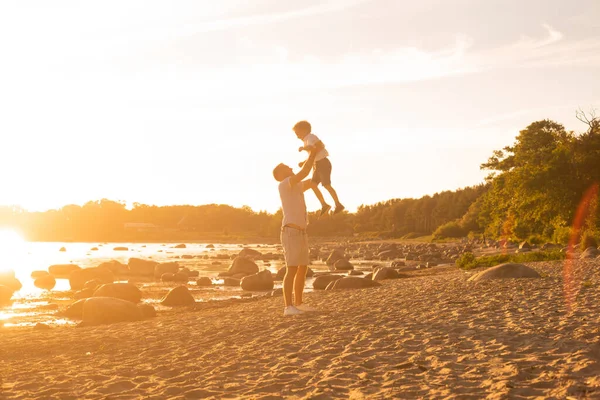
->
[373,267,401,281]
[62,299,87,319]
[0,285,14,304]
[468,263,541,282]
[270,288,283,297]
[349,270,364,276]
[188,271,199,278]
[161,273,175,282]
[139,304,156,318]
[81,297,152,325]
[161,286,195,306]
[239,248,262,259]
[97,260,129,276]
[377,250,398,260]
[228,257,259,276]
[34,323,51,330]
[223,277,241,286]
[196,277,213,286]
[1,278,22,292]
[34,275,57,290]
[325,277,382,290]
[334,259,354,271]
[391,261,406,268]
[174,272,189,283]
[74,288,94,300]
[128,258,158,277]
[113,247,129,251]
[180,255,193,259]
[84,280,102,290]
[240,270,274,291]
[59,247,66,252]
[48,264,81,278]
[91,247,99,251]
[93,283,142,303]
[313,275,343,290]
[326,249,345,266]
[580,247,599,259]
[206,244,215,248]
[69,267,114,291]
[31,270,50,279]
[154,262,180,279]
[174,244,187,249]
[519,241,531,250]
[515,248,531,253]
[0,269,15,282]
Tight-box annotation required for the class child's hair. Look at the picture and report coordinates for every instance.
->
[293,120,311,133]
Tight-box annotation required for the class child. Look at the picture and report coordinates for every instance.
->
[293,120,345,216]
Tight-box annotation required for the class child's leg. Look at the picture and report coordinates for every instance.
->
[311,182,328,207]
[323,184,342,207]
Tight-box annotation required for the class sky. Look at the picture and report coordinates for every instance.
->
[0,0,599,213]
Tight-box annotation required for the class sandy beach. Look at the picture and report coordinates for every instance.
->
[2,259,600,399]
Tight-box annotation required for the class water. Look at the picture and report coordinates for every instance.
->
[0,241,336,328]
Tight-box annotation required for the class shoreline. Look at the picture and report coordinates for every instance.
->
[2,260,600,398]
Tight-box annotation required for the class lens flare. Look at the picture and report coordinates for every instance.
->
[564,183,599,312]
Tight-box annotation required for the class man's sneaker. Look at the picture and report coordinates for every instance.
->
[333,204,345,214]
[296,304,318,312]
[319,204,331,217]
[283,306,303,316]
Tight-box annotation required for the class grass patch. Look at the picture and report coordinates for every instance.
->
[456,250,565,270]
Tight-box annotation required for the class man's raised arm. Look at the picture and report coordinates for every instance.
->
[289,142,323,185]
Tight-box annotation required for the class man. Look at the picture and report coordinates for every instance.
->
[272,142,323,316]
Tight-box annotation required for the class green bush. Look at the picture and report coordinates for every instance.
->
[456,252,478,270]
[552,226,572,245]
[433,221,466,240]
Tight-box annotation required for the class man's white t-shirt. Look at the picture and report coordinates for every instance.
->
[278,177,308,229]
[303,133,329,162]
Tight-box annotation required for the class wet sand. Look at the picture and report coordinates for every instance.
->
[2,260,600,399]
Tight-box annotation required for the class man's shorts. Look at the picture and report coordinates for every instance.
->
[281,226,309,267]
[311,157,332,186]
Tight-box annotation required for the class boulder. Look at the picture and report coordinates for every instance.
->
[84,279,102,290]
[34,275,57,290]
[468,263,541,282]
[313,274,343,290]
[326,249,345,266]
[239,248,262,259]
[69,267,114,291]
[92,283,142,303]
[325,277,382,290]
[161,286,195,306]
[48,264,81,278]
[0,269,15,282]
[373,267,401,281]
[240,270,274,291]
[74,288,95,300]
[223,277,241,286]
[62,299,87,319]
[154,262,180,279]
[161,273,175,282]
[206,244,215,248]
[174,244,187,249]
[580,247,599,259]
[81,297,153,326]
[377,250,398,260]
[0,285,14,305]
[519,241,531,250]
[334,259,354,271]
[97,260,129,275]
[349,270,364,276]
[196,277,213,286]
[90,247,99,251]
[113,246,129,251]
[59,247,66,252]
[228,257,259,276]
[188,271,199,278]
[128,258,158,277]
[31,270,50,279]
[173,272,189,283]
[1,278,22,292]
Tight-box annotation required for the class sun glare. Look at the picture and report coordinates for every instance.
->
[0,229,25,271]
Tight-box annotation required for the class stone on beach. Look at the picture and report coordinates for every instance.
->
[174,244,187,249]
[92,283,142,303]
[196,277,213,286]
[228,257,259,276]
[34,275,57,290]
[372,267,402,281]
[81,297,155,326]
[161,286,195,306]
[325,276,382,290]
[334,259,354,271]
[468,263,541,282]
[97,260,129,275]
[239,248,262,259]
[240,270,274,291]
[326,249,345,266]
[69,267,115,291]
[155,262,180,279]
[223,277,241,286]
[48,264,81,278]
[31,270,50,279]
[313,274,344,290]
[580,247,599,259]
[128,258,159,277]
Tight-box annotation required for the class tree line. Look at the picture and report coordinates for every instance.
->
[0,112,597,243]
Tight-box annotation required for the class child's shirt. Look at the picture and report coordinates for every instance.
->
[303,133,329,161]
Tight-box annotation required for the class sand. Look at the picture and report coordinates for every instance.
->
[2,260,600,399]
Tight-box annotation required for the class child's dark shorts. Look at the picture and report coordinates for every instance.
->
[311,158,332,186]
